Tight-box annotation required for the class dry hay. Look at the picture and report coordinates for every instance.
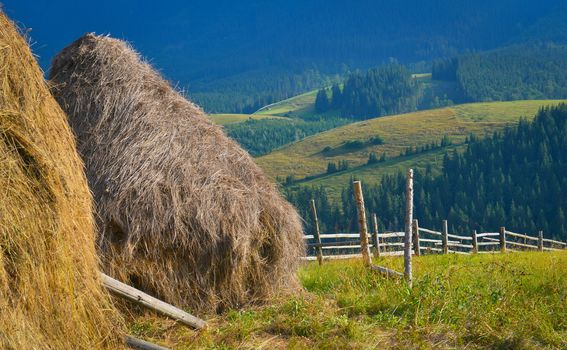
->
[0,13,123,349]
[49,33,305,312]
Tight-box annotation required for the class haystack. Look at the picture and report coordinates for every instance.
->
[49,34,304,312]
[0,14,123,349]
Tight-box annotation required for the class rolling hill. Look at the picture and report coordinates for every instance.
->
[256,99,567,198]
[208,113,287,125]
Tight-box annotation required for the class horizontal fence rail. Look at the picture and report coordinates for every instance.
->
[303,224,566,260]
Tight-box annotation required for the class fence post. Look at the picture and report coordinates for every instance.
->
[353,181,372,267]
[442,220,449,254]
[404,169,413,287]
[499,227,506,253]
[412,219,420,256]
[371,213,381,258]
[538,230,544,252]
[472,230,478,253]
[310,199,323,265]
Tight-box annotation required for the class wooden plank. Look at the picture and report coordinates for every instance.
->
[419,238,442,243]
[370,264,403,278]
[310,200,324,265]
[506,241,538,249]
[542,238,567,246]
[447,233,473,240]
[101,273,206,329]
[319,233,361,239]
[353,181,372,267]
[419,247,443,252]
[378,232,406,238]
[308,240,360,248]
[447,243,474,249]
[418,228,442,236]
[448,250,470,255]
[505,231,539,242]
[404,169,414,287]
[477,232,500,238]
[125,335,169,350]
[372,213,381,258]
[303,235,314,240]
[538,231,544,251]
[477,241,500,246]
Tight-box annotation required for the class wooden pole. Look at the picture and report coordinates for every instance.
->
[442,220,449,254]
[353,181,372,267]
[538,230,544,252]
[310,199,324,265]
[404,169,414,287]
[412,219,420,256]
[371,213,381,258]
[499,227,506,253]
[125,335,170,350]
[472,230,478,253]
[101,273,206,329]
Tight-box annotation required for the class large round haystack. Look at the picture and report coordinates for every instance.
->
[49,33,304,312]
[0,14,123,349]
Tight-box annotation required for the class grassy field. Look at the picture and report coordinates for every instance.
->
[254,90,318,117]
[128,251,567,349]
[208,113,287,125]
[256,100,567,185]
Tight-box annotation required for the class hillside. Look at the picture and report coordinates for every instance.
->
[208,113,286,125]
[257,100,567,186]
[128,252,567,349]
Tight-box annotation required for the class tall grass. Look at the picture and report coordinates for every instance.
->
[129,251,566,349]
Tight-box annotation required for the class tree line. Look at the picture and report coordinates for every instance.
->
[432,44,567,102]
[286,104,567,241]
[315,64,420,119]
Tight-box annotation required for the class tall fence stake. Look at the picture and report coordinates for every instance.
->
[310,199,324,265]
[404,169,414,287]
[442,220,449,254]
[472,230,478,253]
[499,227,507,253]
[372,213,381,258]
[412,219,420,256]
[538,230,544,252]
[353,181,372,267]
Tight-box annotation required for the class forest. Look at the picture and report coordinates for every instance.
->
[432,44,567,102]
[315,64,420,119]
[286,104,567,241]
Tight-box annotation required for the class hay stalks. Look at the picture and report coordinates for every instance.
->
[49,33,305,313]
[0,13,124,349]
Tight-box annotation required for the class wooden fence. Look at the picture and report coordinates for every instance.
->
[303,170,567,277]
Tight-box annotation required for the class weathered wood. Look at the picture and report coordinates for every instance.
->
[476,232,500,238]
[542,237,567,246]
[419,246,443,252]
[499,227,506,253]
[377,232,406,238]
[446,242,474,249]
[418,227,443,236]
[310,199,324,266]
[477,241,500,246]
[101,273,206,329]
[538,231,544,252]
[506,241,538,249]
[370,264,403,278]
[419,238,442,243]
[472,230,478,253]
[371,213,381,258]
[404,169,414,287]
[307,240,361,248]
[412,219,420,256]
[353,181,372,267]
[320,233,361,239]
[442,220,449,254]
[447,233,473,240]
[125,335,170,350]
[505,231,539,241]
